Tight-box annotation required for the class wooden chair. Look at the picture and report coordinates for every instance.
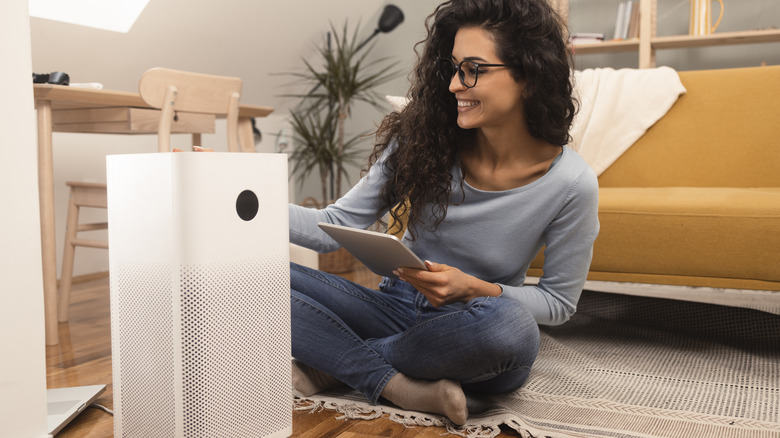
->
[139,67,242,153]
[57,181,109,323]
[58,68,244,322]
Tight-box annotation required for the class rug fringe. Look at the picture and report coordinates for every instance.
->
[294,397,504,438]
[444,422,503,438]
[293,398,326,414]
[334,404,384,421]
[387,411,446,427]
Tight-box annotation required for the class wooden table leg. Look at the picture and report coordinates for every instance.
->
[37,100,59,345]
[238,117,255,153]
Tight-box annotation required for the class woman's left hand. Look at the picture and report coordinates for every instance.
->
[394,261,501,307]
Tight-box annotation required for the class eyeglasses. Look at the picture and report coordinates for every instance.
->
[437,58,517,88]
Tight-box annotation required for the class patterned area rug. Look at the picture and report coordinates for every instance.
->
[295,291,780,438]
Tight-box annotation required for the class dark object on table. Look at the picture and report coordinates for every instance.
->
[33,71,70,85]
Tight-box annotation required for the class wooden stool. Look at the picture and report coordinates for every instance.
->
[58,181,108,322]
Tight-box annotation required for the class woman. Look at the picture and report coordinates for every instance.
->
[288,0,599,426]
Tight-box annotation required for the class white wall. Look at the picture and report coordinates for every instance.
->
[0,0,48,437]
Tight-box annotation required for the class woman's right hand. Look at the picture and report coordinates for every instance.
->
[394,261,502,307]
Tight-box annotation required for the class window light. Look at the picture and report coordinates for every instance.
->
[29,0,151,33]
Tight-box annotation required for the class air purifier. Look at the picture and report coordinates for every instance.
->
[107,152,291,438]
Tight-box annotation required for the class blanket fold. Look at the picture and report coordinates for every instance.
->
[570,66,686,175]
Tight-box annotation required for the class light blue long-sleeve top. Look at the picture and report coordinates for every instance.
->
[289,145,600,326]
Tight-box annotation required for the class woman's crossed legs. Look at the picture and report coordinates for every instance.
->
[289,263,540,424]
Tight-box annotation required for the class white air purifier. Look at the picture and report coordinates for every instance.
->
[106,152,291,438]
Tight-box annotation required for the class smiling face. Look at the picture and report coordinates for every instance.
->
[448,26,526,132]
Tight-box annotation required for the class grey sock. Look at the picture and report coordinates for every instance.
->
[291,360,344,396]
[380,372,468,425]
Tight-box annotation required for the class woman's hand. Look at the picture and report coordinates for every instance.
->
[172,146,214,152]
[394,261,502,307]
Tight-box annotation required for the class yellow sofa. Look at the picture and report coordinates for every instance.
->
[529,66,780,308]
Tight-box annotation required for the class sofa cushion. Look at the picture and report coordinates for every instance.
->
[528,187,780,290]
[592,187,780,287]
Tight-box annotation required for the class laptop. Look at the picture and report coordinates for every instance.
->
[47,384,106,436]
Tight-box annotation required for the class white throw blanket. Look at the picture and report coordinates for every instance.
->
[385,66,686,176]
[570,66,686,175]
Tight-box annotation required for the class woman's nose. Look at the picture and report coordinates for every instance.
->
[449,72,465,93]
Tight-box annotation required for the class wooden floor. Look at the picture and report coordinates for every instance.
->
[47,264,522,437]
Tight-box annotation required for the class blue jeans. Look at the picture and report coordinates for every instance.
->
[290,263,540,404]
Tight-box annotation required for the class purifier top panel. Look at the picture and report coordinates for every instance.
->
[107,152,289,265]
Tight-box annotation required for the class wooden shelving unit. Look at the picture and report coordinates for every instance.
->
[572,39,640,54]
[652,28,780,50]
[560,0,780,68]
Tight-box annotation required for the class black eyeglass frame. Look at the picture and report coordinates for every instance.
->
[437,58,518,89]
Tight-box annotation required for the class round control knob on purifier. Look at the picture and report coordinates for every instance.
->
[236,190,259,221]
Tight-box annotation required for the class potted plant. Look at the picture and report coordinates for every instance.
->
[286,20,400,205]
[288,105,363,207]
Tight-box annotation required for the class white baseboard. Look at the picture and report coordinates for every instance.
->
[525,277,780,315]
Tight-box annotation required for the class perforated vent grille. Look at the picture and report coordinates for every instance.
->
[180,256,291,437]
[112,261,176,437]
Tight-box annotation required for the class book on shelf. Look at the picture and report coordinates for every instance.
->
[613,0,640,41]
[626,0,641,39]
[613,1,625,40]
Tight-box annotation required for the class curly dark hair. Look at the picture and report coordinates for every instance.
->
[368,0,575,238]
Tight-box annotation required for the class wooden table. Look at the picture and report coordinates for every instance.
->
[34,84,274,345]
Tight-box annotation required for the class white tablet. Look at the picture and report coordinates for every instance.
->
[318,222,427,278]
